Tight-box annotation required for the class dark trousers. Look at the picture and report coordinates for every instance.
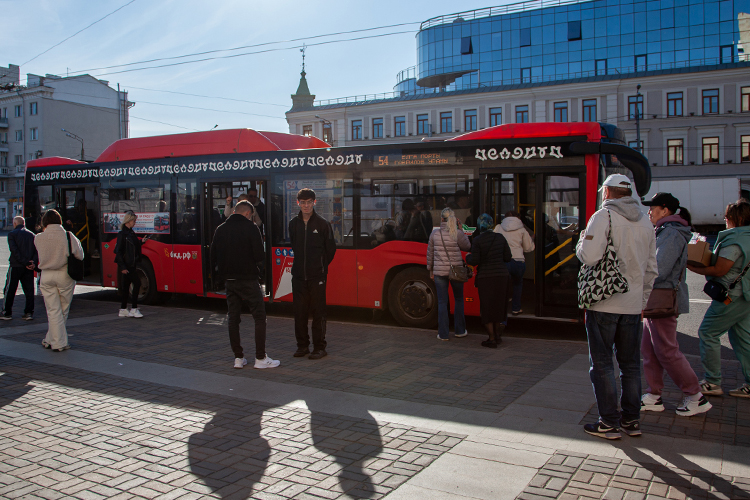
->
[119,267,141,309]
[226,279,267,360]
[2,267,35,315]
[292,277,327,351]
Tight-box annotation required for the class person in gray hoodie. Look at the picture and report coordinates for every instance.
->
[640,193,710,417]
[576,174,657,440]
[495,211,535,315]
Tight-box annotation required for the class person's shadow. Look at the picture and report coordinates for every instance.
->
[0,373,33,409]
[188,403,383,499]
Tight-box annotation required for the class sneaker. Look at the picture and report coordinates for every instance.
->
[293,348,310,357]
[309,350,328,360]
[52,345,70,352]
[511,309,522,315]
[583,421,621,440]
[0,313,11,321]
[254,355,280,369]
[233,357,247,369]
[619,419,642,437]
[118,309,129,317]
[21,313,33,321]
[128,308,143,318]
[676,395,712,416]
[699,379,724,396]
[436,334,449,341]
[641,393,665,412]
[454,332,468,338]
[42,340,51,349]
[729,383,750,398]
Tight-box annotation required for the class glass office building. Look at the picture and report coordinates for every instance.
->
[395,0,750,93]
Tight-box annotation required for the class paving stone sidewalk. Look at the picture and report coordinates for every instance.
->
[518,451,750,500]
[0,356,464,500]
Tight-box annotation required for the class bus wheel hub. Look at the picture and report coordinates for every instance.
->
[400,281,434,319]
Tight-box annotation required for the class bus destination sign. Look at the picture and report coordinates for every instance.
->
[376,152,458,167]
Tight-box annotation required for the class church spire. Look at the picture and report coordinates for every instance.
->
[291,45,315,110]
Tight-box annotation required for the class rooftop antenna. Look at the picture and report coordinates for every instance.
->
[300,44,306,72]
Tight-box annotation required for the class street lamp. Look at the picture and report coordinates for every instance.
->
[61,128,84,161]
[315,115,333,145]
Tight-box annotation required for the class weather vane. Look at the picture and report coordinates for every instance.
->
[300,44,306,72]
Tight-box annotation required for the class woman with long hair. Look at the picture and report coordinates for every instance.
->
[640,193,710,416]
[426,207,471,340]
[689,199,750,399]
[34,209,84,351]
[114,212,144,318]
[466,214,512,347]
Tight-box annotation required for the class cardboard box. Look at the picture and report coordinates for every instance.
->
[687,241,712,267]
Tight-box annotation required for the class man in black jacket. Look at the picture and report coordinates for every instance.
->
[2,216,38,320]
[289,188,337,359]
[210,201,279,370]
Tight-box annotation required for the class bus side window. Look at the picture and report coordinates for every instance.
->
[175,182,200,245]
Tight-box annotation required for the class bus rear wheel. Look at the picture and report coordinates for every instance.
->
[134,260,159,305]
[388,267,438,329]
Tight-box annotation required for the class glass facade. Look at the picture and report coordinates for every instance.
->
[412,0,750,91]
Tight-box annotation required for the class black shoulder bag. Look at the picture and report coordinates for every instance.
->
[66,232,84,281]
[703,259,750,304]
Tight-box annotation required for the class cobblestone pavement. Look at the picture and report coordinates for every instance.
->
[519,451,750,500]
[0,356,464,500]
[3,299,588,414]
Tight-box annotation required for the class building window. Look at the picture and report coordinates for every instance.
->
[372,118,383,139]
[667,139,684,165]
[595,59,607,75]
[322,123,332,144]
[702,137,719,163]
[29,102,38,115]
[667,92,683,117]
[0,181,6,193]
[29,128,38,141]
[16,179,21,191]
[742,87,750,113]
[553,102,568,122]
[351,120,362,140]
[628,140,644,154]
[720,45,733,64]
[464,109,477,132]
[15,130,22,142]
[702,89,719,114]
[460,37,473,55]
[489,107,502,127]
[742,135,750,162]
[14,155,23,166]
[582,99,597,122]
[516,105,529,124]
[628,95,643,120]
[440,112,452,133]
[520,28,531,47]
[417,114,429,135]
[394,116,406,137]
[14,105,21,118]
[302,125,312,137]
[567,21,581,41]
[0,152,6,167]
[521,68,531,83]
[635,55,647,71]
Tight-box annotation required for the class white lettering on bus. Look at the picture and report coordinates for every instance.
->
[474,146,564,162]
[524,147,537,160]
[550,146,563,158]
[487,149,498,160]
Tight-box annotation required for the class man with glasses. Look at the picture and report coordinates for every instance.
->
[289,188,337,359]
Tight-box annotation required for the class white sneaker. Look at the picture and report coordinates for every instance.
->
[641,393,665,412]
[128,308,143,318]
[676,394,712,417]
[254,355,280,369]
[118,309,129,317]
[234,357,247,369]
[454,332,468,338]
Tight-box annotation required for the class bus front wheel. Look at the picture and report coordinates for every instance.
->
[388,268,438,329]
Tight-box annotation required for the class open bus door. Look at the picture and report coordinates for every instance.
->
[59,185,101,284]
[486,171,583,319]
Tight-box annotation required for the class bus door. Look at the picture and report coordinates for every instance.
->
[203,181,270,296]
[59,186,100,284]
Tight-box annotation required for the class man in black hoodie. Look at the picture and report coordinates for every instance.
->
[1,216,38,320]
[289,188,337,359]
[210,201,280,370]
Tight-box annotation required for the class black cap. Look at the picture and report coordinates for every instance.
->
[642,192,679,212]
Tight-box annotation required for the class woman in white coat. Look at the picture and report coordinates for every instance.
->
[34,209,84,352]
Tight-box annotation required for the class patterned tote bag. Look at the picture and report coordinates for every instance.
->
[577,210,629,309]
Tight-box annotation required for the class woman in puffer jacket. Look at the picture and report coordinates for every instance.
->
[114,212,144,318]
[494,211,535,315]
[427,207,471,341]
[640,193,710,417]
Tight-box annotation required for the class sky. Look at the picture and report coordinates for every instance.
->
[2,0,518,138]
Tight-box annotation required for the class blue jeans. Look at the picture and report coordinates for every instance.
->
[434,275,465,339]
[585,310,642,427]
[507,260,525,312]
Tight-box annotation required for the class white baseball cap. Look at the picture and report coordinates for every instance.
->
[600,174,633,190]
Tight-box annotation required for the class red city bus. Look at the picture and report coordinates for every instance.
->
[23,123,649,327]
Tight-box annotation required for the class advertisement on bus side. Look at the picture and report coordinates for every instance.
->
[103,212,170,234]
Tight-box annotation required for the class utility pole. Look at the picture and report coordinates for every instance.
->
[62,128,84,161]
[635,84,642,153]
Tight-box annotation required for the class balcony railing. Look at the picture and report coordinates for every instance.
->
[0,167,8,175]
[420,0,589,30]
[15,165,25,173]
[0,117,8,127]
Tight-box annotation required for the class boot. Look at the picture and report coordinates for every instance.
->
[481,323,497,348]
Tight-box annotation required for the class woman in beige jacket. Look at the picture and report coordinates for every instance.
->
[34,209,84,351]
